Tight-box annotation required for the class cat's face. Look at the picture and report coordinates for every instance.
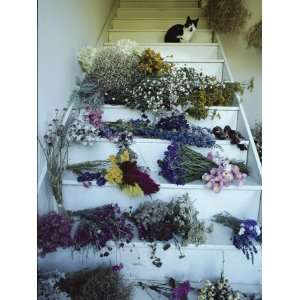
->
[184,16,199,32]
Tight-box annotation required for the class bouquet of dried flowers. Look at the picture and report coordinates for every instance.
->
[39,108,75,211]
[126,67,200,113]
[67,148,160,197]
[178,76,254,120]
[89,44,141,105]
[137,278,191,300]
[38,266,133,300]
[213,212,262,263]
[137,48,173,76]
[103,113,215,148]
[247,20,262,49]
[38,212,74,256]
[158,142,248,192]
[70,204,134,257]
[67,106,102,146]
[198,275,242,300]
[204,0,250,33]
[77,46,99,74]
[130,194,212,264]
[38,270,70,300]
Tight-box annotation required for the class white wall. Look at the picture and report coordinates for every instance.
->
[38,0,115,212]
[219,0,262,127]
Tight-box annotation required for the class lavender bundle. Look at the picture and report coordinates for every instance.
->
[158,142,248,192]
[213,212,262,263]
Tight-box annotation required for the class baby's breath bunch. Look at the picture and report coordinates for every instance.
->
[77,46,99,74]
[90,45,140,104]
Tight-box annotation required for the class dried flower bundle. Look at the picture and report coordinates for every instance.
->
[204,0,250,33]
[71,204,134,257]
[131,194,212,246]
[158,143,248,191]
[38,212,74,256]
[38,267,133,300]
[103,114,215,148]
[138,278,191,300]
[212,212,262,263]
[39,108,75,211]
[137,48,173,76]
[198,275,242,300]
[67,148,160,197]
[178,77,253,120]
[247,20,262,49]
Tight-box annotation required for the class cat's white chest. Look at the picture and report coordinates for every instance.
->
[179,25,196,43]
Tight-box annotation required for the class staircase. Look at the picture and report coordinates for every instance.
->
[39,0,262,297]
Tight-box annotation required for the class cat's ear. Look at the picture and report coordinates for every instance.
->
[194,18,199,26]
[186,16,191,23]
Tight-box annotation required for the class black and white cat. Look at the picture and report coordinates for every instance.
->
[164,16,199,43]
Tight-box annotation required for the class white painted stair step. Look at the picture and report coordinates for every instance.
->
[116,8,202,18]
[112,17,209,30]
[120,1,199,8]
[38,223,261,285]
[104,42,220,60]
[62,172,261,219]
[108,29,213,43]
[101,105,240,130]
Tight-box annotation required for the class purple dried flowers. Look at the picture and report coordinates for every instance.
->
[38,212,74,256]
[112,263,124,272]
[72,204,134,256]
[158,142,217,185]
[213,212,262,263]
[84,105,102,128]
[171,281,191,300]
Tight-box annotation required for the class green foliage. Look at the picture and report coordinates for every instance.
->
[247,20,262,49]
[204,0,250,33]
[58,267,133,300]
[252,122,262,162]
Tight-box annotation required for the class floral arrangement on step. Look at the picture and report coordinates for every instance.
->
[137,278,191,300]
[177,76,254,120]
[67,148,160,197]
[247,20,262,49]
[68,106,102,146]
[38,108,76,212]
[198,275,243,300]
[213,212,262,263]
[158,142,248,192]
[213,125,247,151]
[251,122,262,162]
[70,204,134,257]
[102,113,216,148]
[38,266,133,300]
[37,204,134,258]
[38,212,74,256]
[73,41,253,120]
[203,0,250,33]
[129,194,213,266]
[137,48,173,76]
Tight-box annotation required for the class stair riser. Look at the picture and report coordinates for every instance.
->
[120,1,199,8]
[62,184,261,219]
[38,247,261,285]
[112,18,208,30]
[104,43,219,59]
[116,8,201,18]
[108,30,212,43]
[102,106,239,129]
[68,140,248,166]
